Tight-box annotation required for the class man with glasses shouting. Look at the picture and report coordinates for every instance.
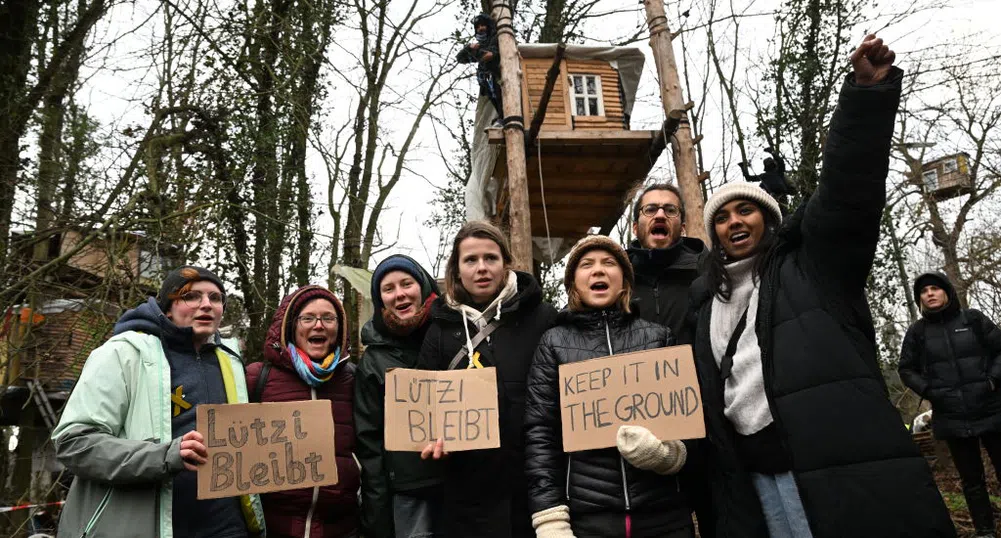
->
[626,184,712,537]
[53,266,265,538]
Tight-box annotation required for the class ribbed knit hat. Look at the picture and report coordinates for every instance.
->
[703,182,783,241]
[563,235,635,293]
[371,255,438,309]
[157,266,226,312]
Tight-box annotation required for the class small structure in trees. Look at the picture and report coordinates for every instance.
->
[467,44,667,262]
[1,228,173,422]
[920,152,973,201]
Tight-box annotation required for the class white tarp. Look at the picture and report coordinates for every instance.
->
[465,45,646,260]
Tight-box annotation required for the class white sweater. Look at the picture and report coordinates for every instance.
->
[709,256,774,436]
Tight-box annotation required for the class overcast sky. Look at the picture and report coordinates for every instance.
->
[75,0,1001,282]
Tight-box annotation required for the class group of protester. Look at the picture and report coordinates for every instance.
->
[49,35,1001,538]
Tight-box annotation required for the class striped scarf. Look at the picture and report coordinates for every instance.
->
[288,343,341,387]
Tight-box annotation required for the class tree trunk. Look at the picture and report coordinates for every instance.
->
[644,0,706,242]
[493,0,532,271]
[0,0,41,270]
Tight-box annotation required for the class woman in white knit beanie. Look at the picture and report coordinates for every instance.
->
[524,235,695,538]
[688,35,954,538]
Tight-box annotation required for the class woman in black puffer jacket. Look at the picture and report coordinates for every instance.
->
[899,271,1001,537]
[525,236,694,538]
[419,220,558,538]
[689,36,953,538]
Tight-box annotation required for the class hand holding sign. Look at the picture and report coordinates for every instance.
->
[420,438,450,460]
[180,431,208,471]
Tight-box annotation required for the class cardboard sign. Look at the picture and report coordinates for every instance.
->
[196,400,338,499]
[559,345,705,452]
[385,367,501,452]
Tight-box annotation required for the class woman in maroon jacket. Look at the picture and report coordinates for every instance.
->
[246,285,360,538]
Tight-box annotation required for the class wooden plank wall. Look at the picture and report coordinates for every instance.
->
[564,58,625,130]
[522,57,572,130]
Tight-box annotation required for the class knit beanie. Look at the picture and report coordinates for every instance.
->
[913,272,949,305]
[157,266,226,312]
[564,235,635,293]
[703,182,783,242]
[371,255,439,311]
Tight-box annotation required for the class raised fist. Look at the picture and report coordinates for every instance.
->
[851,34,896,86]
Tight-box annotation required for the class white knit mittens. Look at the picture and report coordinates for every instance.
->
[531,505,577,538]
[616,425,688,475]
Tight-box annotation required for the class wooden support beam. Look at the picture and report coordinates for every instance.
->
[489,129,658,145]
[526,43,567,149]
[645,0,707,242]
[492,0,532,270]
[648,109,684,161]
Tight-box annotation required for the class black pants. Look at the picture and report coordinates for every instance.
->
[947,432,1001,534]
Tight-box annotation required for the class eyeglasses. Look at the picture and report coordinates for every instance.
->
[297,315,339,327]
[640,203,681,218]
[180,291,224,308]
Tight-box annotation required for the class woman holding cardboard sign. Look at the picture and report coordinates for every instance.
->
[688,36,954,538]
[523,236,695,538]
[53,266,265,538]
[245,285,360,537]
[418,220,558,538]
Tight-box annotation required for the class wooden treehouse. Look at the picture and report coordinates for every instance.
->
[921,152,973,201]
[467,44,672,261]
[1,228,175,427]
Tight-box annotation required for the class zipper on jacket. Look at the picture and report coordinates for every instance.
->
[602,311,615,355]
[602,311,631,511]
[565,454,572,501]
[619,456,631,511]
[942,324,970,415]
[303,387,319,538]
[81,489,113,537]
[653,284,661,316]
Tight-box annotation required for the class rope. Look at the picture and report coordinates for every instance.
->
[536,139,555,267]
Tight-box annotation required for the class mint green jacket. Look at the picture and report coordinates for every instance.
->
[53,331,266,538]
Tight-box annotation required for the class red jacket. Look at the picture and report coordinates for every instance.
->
[246,285,360,538]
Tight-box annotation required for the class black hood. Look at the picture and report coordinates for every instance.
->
[628,236,706,275]
[113,296,220,351]
[914,271,960,320]
[471,13,496,35]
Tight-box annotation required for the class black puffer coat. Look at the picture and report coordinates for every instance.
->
[419,271,558,538]
[525,308,691,535]
[899,272,1001,439]
[690,68,955,538]
[627,237,706,345]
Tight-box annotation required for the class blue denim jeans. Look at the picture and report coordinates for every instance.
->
[749,472,813,538]
[393,491,445,538]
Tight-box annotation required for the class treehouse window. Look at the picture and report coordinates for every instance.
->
[922,169,939,190]
[943,158,959,174]
[569,74,604,117]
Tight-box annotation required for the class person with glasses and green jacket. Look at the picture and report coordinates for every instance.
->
[53,266,266,538]
[245,285,360,537]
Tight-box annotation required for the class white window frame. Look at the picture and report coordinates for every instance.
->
[569,74,604,117]
[942,158,959,174]
[922,169,939,190]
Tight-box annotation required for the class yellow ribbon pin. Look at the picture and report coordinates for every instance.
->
[171,386,192,417]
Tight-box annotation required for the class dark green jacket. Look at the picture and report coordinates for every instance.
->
[354,320,444,538]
